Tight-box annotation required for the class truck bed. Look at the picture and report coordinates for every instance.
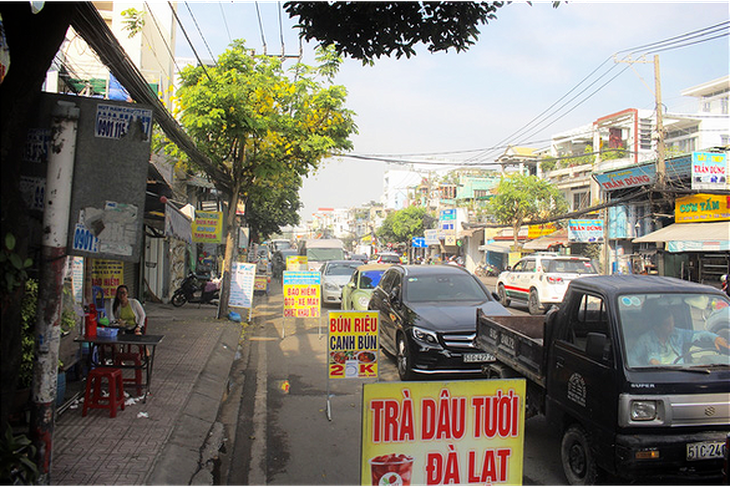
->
[475,310,547,387]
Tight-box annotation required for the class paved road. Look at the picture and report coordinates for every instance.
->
[218,278,568,485]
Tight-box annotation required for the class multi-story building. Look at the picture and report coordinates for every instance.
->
[41,1,184,302]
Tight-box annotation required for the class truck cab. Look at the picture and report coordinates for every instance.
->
[544,275,730,483]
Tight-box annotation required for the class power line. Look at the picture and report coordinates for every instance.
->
[219,2,232,44]
[168,1,212,81]
[255,1,267,55]
[462,21,730,165]
[184,1,217,64]
[144,1,181,74]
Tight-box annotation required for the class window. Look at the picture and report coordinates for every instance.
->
[722,96,729,115]
[572,191,589,211]
[562,294,609,355]
[523,260,536,272]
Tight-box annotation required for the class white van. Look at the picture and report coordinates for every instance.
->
[298,239,345,271]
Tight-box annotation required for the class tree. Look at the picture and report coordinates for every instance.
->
[170,41,356,317]
[285,2,505,62]
[377,206,435,245]
[487,174,567,249]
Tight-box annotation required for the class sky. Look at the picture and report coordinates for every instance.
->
[172,1,730,222]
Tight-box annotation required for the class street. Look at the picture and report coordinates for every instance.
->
[218,277,567,485]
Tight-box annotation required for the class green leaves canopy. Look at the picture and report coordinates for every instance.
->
[173,41,357,238]
[487,173,567,248]
[377,206,434,245]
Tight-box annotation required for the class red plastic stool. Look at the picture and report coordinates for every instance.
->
[82,367,125,418]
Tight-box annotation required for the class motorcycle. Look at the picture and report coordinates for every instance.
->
[171,272,220,307]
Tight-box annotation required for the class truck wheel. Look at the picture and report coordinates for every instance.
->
[396,334,415,381]
[561,424,599,485]
[497,284,510,307]
[171,292,187,307]
[528,289,544,315]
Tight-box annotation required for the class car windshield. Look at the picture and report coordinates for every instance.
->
[620,293,730,369]
[359,270,385,290]
[379,254,400,263]
[545,259,596,274]
[307,248,345,261]
[404,274,488,303]
[325,263,360,276]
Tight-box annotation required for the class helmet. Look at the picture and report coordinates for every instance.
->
[722,274,728,283]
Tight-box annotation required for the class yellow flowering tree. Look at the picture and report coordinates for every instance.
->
[170,41,357,315]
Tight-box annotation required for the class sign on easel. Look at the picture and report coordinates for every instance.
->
[326,310,379,421]
[286,255,308,271]
[328,311,378,379]
[282,271,320,318]
[229,262,256,319]
[361,379,526,485]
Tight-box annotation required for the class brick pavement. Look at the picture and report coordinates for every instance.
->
[51,302,242,485]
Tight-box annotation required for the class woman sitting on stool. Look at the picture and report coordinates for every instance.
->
[107,284,146,335]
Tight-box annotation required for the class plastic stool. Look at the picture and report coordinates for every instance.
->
[115,350,143,397]
[82,367,125,418]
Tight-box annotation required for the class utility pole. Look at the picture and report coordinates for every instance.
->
[654,54,666,189]
[31,101,79,484]
[613,54,666,188]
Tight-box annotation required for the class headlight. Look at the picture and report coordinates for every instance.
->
[631,400,657,421]
[358,296,370,308]
[412,326,440,346]
[325,282,339,291]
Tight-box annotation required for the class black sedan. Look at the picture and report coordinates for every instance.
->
[368,264,510,380]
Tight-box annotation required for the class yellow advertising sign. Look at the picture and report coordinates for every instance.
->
[675,193,730,223]
[89,259,123,298]
[328,311,378,379]
[361,380,526,486]
[286,255,308,271]
[528,223,557,239]
[282,271,320,318]
[192,211,223,243]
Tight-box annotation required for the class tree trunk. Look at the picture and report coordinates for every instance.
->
[216,179,242,319]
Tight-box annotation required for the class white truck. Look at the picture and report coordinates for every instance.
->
[297,238,345,271]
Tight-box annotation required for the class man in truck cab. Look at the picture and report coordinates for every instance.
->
[630,307,730,366]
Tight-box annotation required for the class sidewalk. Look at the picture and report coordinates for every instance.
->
[50,302,243,485]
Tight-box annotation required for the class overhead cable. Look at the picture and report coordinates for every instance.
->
[167,1,212,81]
[184,1,217,64]
[219,2,232,43]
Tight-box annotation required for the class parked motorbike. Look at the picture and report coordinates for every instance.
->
[171,272,220,307]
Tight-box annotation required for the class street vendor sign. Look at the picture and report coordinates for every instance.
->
[328,311,378,379]
[282,271,320,318]
[193,211,223,243]
[361,379,526,486]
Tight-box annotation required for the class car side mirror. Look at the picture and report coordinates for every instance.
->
[586,332,611,361]
[505,266,512,272]
[492,292,500,301]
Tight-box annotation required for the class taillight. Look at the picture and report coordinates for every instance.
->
[546,276,563,284]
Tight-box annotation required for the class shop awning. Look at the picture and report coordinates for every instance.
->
[478,241,514,254]
[632,220,730,252]
[523,229,569,250]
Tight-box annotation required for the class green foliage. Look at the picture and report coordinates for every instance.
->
[0,423,39,485]
[121,8,145,38]
[170,40,357,238]
[487,174,568,248]
[0,233,33,292]
[18,280,37,390]
[377,206,434,245]
[284,2,506,62]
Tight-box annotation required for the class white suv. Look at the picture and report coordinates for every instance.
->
[496,253,598,314]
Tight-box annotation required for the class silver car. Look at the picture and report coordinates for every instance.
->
[320,260,362,305]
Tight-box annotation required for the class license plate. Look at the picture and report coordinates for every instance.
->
[686,441,725,461]
[463,353,496,363]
